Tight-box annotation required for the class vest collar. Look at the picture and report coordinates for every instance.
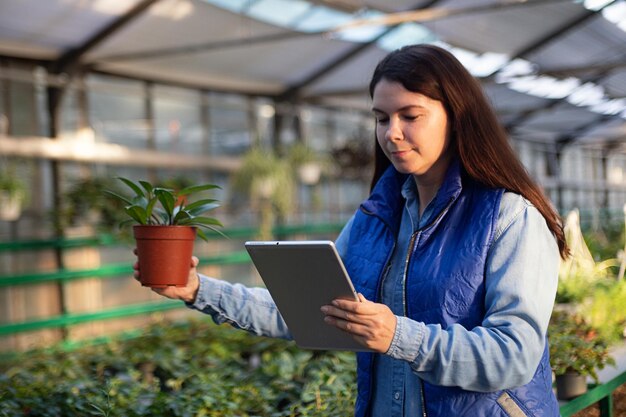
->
[361,157,464,233]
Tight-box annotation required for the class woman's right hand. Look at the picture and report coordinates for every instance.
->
[133,251,201,304]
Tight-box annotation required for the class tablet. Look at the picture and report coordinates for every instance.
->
[244,240,370,351]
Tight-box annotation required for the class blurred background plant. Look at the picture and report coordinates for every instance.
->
[0,162,27,221]
[231,147,295,240]
[549,310,616,384]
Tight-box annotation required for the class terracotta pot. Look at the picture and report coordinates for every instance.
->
[133,225,196,288]
[555,372,588,400]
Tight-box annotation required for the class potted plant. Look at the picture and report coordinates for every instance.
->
[330,138,373,180]
[105,177,224,288]
[548,310,616,400]
[0,166,26,221]
[286,142,326,186]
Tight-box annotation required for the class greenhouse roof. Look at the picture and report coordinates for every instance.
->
[0,0,625,150]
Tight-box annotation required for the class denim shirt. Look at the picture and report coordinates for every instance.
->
[189,183,559,416]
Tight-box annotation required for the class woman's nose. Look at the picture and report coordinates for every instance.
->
[385,119,403,142]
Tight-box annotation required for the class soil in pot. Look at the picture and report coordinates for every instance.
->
[134,225,196,288]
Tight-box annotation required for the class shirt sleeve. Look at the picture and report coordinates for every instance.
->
[187,274,292,339]
[385,193,560,392]
[186,217,357,341]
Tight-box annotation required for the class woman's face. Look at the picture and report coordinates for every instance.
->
[372,78,452,184]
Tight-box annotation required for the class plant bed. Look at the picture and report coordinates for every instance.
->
[0,318,356,416]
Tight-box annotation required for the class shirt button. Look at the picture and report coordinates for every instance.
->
[394,392,400,400]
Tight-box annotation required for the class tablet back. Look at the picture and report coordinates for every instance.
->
[245,240,369,351]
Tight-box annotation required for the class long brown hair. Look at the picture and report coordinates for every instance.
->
[368,44,569,259]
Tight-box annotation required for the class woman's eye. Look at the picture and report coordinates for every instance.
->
[376,117,389,124]
[403,114,420,121]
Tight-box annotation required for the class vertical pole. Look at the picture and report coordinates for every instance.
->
[144,81,156,182]
[598,393,613,417]
[47,77,68,340]
[247,97,259,147]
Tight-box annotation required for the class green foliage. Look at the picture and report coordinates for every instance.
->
[555,261,617,304]
[0,319,356,416]
[105,177,224,242]
[231,147,295,240]
[232,147,294,217]
[580,278,626,345]
[548,310,616,383]
[0,165,26,200]
[583,220,625,264]
[56,176,127,232]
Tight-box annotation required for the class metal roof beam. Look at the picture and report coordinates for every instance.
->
[278,0,442,101]
[49,0,160,74]
[537,60,626,78]
[91,30,316,64]
[497,1,617,132]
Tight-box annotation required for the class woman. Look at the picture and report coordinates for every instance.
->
[137,44,567,417]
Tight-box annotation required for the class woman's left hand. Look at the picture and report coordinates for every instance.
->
[321,294,397,353]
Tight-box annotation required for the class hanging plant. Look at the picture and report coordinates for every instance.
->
[0,166,27,221]
[286,142,327,185]
[232,147,295,239]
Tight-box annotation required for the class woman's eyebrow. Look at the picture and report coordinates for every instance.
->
[371,105,426,113]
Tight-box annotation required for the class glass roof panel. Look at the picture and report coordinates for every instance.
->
[376,23,437,51]
[246,0,312,28]
[294,6,352,32]
[200,0,250,13]
[333,9,387,43]
[602,1,626,32]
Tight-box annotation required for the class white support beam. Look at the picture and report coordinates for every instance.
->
[0,135,240,173]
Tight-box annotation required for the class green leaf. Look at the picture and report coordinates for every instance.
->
[178,183,221,196]
[155,189,176,221]
[103,190,133,206]
[179,216,223,227]
[138,180,154,195]
[117,177,145,198]
[180,217,226,238]
[145,197,158,223]
[187,201,220,217]
[152,207,169,224]
[124,205,148,224]
[196,229,209,242]
[184,198,218,211]
[173,210,191,224]
[131,195,149,209]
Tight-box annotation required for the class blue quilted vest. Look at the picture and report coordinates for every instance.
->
[344,161,559,417]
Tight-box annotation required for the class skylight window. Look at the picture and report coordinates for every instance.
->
[442,45,510,77]
[602,1,626,32]
[508,76,580,99]
[496,59,626,119]
[582,0,614,11]
[377,23,437,52]
[294,6,352,33]
[584,0,626,32]
[200,0,250,13]
[331,9,388,43]
[246,0,312,28]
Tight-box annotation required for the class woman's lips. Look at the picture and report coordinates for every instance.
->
[391,149,411,159]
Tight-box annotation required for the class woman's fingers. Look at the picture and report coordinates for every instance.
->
[321,294,397,353]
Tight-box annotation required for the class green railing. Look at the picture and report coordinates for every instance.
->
[559,371,626,417]
[0,222,343,337]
